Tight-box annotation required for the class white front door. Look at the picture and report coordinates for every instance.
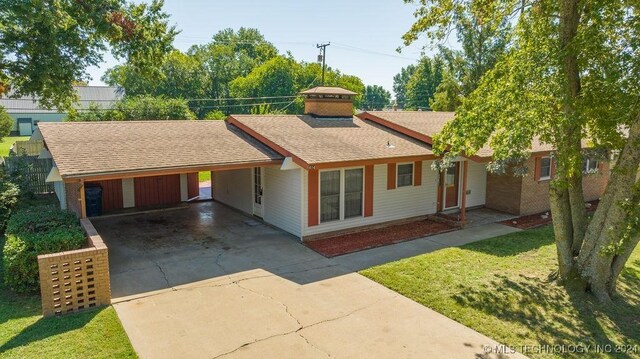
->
[252,167,264,217]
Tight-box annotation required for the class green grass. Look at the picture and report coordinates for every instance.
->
[361,226,640,359]
[0,236,137,358]
[198,171,211,183]
[0,136,29,157]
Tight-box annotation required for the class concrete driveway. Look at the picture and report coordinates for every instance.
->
[92,202,524,359]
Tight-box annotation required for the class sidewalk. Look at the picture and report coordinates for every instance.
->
[333,223,521,271]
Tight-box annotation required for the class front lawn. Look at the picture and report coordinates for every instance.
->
[0,236,137,358]
[361,226,640,359]
[199,171,211,183]
[0,136,29,157]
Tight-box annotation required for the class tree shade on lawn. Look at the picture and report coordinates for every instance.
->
[0,237,136,358]
[404,0,640,303]
[361,226,640,359]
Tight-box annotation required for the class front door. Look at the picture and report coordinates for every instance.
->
[253,167,264,217]
[443,162,460,209]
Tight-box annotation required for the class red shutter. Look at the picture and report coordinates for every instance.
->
[387,163,396,190]
[308,170,319,227]
[550,158,556,178]
[414,161,422,186]
[364,165,374,217]
[534,157,541,181]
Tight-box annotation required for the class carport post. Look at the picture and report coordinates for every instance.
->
[79,179,87,219]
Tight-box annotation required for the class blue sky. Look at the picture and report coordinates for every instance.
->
[87,0,456,96]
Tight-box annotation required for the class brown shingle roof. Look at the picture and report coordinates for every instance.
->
[361,111,560,159]
[228,115,434,167]
[300,87,358,95]
[38,121,283,178]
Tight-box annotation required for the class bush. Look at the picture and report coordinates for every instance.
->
[3,206,85,293]
[64,97,196,121]
[0,171,20,231]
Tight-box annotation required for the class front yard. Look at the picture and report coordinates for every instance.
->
[0,236,136,359]
[361,225,640,359]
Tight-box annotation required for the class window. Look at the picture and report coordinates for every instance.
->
[344,169,363,218]
[539,157,552,180]
[397,163,413,187]
[319,168,365,223]
[320,171,340,222]
[582,158,599,174]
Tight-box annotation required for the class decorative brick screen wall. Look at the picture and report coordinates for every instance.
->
[38,219,110,317]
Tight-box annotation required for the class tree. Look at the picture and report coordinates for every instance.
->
[404,57,444,110]
[103,49,211,116]
[65,97,195,121]
[362,85,392,110]
[429,5,510,111]
[0,0,177,109]
[393,65,416,109]
[405,0,640,303]
[189,28,279,105]
[230,56,299,114]
[103,50,209,99]
[429,72,462,111]
[0,106,12,141]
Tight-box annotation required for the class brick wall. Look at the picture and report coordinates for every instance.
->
[304,99,353,117]
[583,162,609,201]
[485,171,523,215]
[519,157,610,216]
[37,219,110,317]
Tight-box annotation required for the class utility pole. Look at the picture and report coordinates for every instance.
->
[317,42,330,85]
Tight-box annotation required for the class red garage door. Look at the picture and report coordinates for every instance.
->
[134,175,181,208]
[86,179,123,212]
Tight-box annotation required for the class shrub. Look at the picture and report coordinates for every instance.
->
[3,206,85,293]
[0,171,20,231]
[64,96,196,121]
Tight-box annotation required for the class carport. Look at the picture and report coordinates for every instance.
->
[36,120,283,218]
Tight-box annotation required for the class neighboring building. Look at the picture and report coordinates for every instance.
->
[35,86,609,241]
[0,86,123,136]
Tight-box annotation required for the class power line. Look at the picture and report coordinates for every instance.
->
[1,94,300,103]
[332,43,419,61]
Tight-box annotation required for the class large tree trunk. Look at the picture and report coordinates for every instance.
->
[576,117,640,303]
[549,0,585,287]
[550,0,640,302]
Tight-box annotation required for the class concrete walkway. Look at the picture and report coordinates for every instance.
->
[95,203,525,359]
[334,223,521,271]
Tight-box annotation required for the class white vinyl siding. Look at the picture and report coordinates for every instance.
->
[54,181,67,210]
[302,162,438,237]
[465,160,487,208]
[212,168,253,214]
[263,167,302,238]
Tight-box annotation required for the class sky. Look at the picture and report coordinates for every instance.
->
[86,0,455,96]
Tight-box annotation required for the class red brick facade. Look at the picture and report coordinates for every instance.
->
[486,156,609,216]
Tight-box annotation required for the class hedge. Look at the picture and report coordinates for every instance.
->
[3,206,85,293]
